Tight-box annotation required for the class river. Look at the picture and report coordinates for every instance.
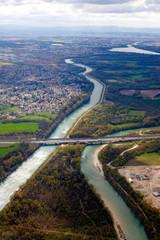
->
[110,44,160,55]
[0,59,149,240]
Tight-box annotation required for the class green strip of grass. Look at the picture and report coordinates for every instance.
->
[0,143,20,157]
[127,151,160,166]
[129,110,145,116]
[0,106,18,113]
[0,122,39,134]
[149,85,160,88]
[20,115,51,122]
[35,111,57,119]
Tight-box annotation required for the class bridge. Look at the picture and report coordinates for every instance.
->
[0,135,160,145]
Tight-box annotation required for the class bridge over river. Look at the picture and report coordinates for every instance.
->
[0,134,160,145]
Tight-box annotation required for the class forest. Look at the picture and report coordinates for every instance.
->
[70,103,159,138]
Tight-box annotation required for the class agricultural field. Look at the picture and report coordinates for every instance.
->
[0,122,39,134]
[0,143,20,157]
[0,62,14,65]
[129,110,145,116]
[0,105,18,114]
[127,151,160,166]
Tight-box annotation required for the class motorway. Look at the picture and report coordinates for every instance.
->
[0,135,160,145]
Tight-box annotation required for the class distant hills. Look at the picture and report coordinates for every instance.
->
[0,25,160,37]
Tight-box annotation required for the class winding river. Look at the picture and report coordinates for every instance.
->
[0,59,149,239]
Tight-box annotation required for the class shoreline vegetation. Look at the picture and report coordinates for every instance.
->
[70,103,160,138]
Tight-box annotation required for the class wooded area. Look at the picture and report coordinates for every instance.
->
[0,145,117,240]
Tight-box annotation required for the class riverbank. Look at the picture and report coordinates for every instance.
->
[93,144,127,240]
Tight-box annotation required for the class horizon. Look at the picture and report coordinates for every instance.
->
[0,0,160,30]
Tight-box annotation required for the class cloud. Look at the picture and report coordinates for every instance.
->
[43,0,130,4]
[0,0,159,28]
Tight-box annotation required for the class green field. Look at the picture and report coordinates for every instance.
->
[0,143,20,157]
[35,111,57,118]
[0,122,39,134]
[128,74,146,80]
[129,110,145,116]
[127,151,160,166]
[149,85,160,88]
[0,105,18,113]
[20,115,51,122]
[128,69,150,73]
[20,112,57,122]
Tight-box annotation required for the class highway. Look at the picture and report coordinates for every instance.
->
[0,135,160,145]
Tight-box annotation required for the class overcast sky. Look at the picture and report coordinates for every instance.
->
[0,0,160,28]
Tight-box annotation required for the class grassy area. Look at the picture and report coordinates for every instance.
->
[19,112,57,122]
[129,110,145,116]
[0,143,20,157]
[127,151,160,166]
[128,69,150,73]
[20,115,51,122]
[149,85,160,88]
[0,62,14,65]
[0,105,18,113]
[109,122,139,128]
[0,122,39,134]
[128,74,146,80]
[34,111,57,119]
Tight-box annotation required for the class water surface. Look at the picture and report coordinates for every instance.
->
[110,44,160,55]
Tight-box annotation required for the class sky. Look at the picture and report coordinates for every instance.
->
[0,0,160,28]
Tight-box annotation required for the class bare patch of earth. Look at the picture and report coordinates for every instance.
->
[140,89,160,99]
[120,89,136,96]
[120,89,160,99]
[119,166,160,209]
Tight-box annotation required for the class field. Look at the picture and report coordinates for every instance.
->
[0,105,18,113]
[127,151,160,166]
[0,143,20,157]
[140,89,160,99]
[34,111,57,119]
[20,115,51,122]
[129,110,145,116]
[0,62,14,65]
[19,112,57,122]
[0,122,39,134]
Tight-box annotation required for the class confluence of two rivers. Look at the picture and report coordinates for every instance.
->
[0,59,149,240]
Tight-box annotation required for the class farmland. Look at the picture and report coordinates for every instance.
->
[0,143,20,157]
[0,122,39,134]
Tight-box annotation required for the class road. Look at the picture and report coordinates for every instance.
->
[0,135,160,145]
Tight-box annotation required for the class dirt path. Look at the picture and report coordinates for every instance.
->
[120,143,138,156]
[107,144,139,169]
